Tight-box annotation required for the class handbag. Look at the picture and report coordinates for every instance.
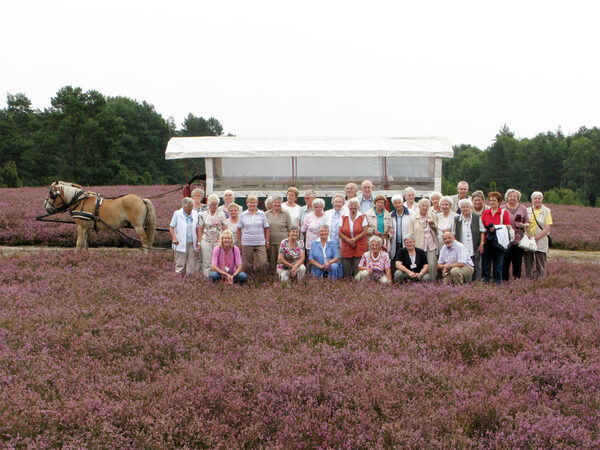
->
[499,208,515,242]
[532,208,552,248]
[518,233,538,252]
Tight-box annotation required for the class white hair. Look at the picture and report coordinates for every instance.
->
[457,180,469,189]
[348,197,360,206]
[312,198,325,208]
[531,191,543,200]
[191,187,204,198]
[391,194,404,203]
[331,194,345,204]
[404,186,416,195]
[368,235,383,246]
[403,233,415,242]
[361,179,373,188]
[318,224,330,231]
[223,189,234,197]
[458,198,473,209]
[182,197,194,207]
[269,193,284,203]
[417,198,431,207]
[440,196,454,208]
[505,188,522,201]
[207,194,220,205]
[429,191,442,200]
[304,190,317,198]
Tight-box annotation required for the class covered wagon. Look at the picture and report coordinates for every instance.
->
[164,137,453,199]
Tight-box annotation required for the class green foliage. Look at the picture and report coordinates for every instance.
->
[0,88,224,186]
[543,188,584,206]
[0,161,23,187]
[442,125,599,205]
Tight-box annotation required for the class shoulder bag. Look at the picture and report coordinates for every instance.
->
[532,208,553,248]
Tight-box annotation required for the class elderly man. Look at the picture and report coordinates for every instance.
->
[343,182,358,214]
[450,181,471,213]
[169,197,200,275]
[454,198,485,281]
[357,180,375,214]
[437,230,474,285]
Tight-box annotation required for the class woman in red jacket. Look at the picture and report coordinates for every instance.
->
[338,197,368,278]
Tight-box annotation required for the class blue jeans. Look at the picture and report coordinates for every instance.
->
[209,271,248,284]
[482,244,505,285]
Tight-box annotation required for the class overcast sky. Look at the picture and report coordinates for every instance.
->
[2,0,599,149]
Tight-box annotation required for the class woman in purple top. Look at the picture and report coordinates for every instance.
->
[209,230,247,284]
[502,188,530,281]
[237,195,270,274]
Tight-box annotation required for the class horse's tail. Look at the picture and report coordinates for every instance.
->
[143,199,156,248]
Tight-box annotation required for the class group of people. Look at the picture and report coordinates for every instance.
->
[169,180,553,286]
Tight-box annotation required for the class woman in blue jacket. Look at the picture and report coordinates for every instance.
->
[309,225,342,279]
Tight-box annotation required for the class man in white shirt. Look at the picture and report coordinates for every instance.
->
[437,230,474,285]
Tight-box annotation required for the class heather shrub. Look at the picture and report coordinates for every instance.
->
[1,253,600,446]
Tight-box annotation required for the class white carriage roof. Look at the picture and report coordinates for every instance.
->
[164,136,453,159]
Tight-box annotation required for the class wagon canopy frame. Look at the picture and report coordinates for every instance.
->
[165,136,453,197]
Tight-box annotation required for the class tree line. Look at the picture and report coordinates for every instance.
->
[1,87,599,206]
[0,86,222,187]
[442,124,600,207]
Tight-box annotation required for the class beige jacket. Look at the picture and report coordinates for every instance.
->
[408,211,439,251]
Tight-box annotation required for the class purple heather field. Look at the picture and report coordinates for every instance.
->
[1,185,600,249]
[1,251,600,447]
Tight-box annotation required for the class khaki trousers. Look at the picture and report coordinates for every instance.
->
[174,243,198,274]
[524,251,547,279]
[442,265,474,285]
[242,245,268,274]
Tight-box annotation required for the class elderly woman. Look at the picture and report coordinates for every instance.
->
[394,234,430,282]
[299,190,316,226]
[209,230,247,284]
[481,191,512,285]
[266,194,292,274]
[356,236,392,283]
[191,187,208,213]
[198,194,228,277]
[282,186,302,226]
[454,198,485,281]
[388,194,411,268]
[309,225,342,279]
[403,186,419,215]
[277,226,306,282]
[429,191,443,214]
[169,197,200,274]
[339,197,368,278]
[324,194,346,248]
[437,196,459,249]
[471,190,489,215]
[525,191,553,279]
[408,198,438,281]
[503,188,530,281]
[237,195,270,273]
[301,198,326,272]
[365,195,393,250]
[218,189,236,217]
[225,203,242,246]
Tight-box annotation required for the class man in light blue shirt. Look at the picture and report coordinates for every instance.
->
[437,230,474,285]
[357,179,374,214]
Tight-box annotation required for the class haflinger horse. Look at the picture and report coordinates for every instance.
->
[44,181,156,252]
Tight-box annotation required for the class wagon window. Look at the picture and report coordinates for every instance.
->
[216,157,291,179]
[386,157,434,179]
[296,157,381,181]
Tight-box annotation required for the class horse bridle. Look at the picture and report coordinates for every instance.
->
[45,184,85,215]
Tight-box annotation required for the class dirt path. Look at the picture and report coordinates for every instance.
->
[1,246,600,262]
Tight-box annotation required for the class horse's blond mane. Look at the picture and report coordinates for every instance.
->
[56,181,83,204]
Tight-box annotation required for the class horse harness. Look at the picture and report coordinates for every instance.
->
[70,195,104,232]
